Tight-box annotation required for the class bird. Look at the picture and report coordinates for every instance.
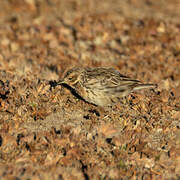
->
[57,67,157,107]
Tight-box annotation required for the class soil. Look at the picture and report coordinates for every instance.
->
[0,0,180,179]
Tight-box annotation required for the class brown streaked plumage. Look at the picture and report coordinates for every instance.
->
[58,67,157,107]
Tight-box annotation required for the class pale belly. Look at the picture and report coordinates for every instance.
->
[83,89,116,107]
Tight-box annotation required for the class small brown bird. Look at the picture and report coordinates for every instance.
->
[58,67,157,107]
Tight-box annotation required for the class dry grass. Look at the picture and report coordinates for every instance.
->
[0,0,180,179]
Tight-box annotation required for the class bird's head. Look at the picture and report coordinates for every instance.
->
[58,68,83,87]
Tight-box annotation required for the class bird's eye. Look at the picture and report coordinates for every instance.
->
[68,77,73,80]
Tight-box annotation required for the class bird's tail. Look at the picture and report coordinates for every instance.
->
[133,83,157,91]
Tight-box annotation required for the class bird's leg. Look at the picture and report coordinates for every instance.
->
[119,96,129,105]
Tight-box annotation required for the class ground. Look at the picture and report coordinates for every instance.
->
[0,0,180,179]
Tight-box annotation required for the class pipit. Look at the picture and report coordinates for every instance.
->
[57,67,157,107]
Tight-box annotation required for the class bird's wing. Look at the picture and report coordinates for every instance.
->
[83,67,140,90]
